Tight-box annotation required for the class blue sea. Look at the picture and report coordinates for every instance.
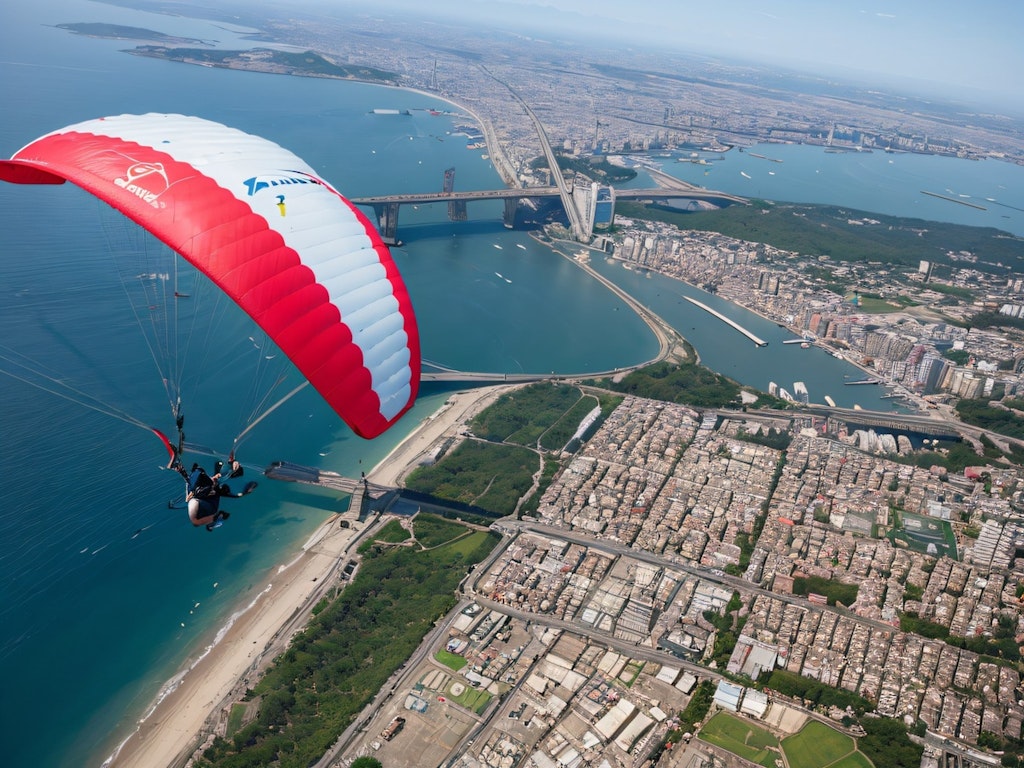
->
[0,2,1022,766]
[655,143,1024,237]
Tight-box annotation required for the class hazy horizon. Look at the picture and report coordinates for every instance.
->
[344,0,1024,115]
[42,0,1024,115]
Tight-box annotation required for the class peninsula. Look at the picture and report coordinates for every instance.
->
[127,45,399,84]
[55,22,213,46]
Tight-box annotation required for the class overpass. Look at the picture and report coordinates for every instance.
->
[352,185,746,245]
[803,405,963,439]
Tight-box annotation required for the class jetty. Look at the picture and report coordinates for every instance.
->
[920,190,987,211]
[682,295,768,347]
[748,152,783,163]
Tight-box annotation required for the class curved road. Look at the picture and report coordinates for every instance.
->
[479,63,585,241]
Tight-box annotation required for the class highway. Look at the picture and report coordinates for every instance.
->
[479,63,585,240]
[350,186,745,206]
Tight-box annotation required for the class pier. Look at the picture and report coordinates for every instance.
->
[920,190,987,211]
[682,295,768,347]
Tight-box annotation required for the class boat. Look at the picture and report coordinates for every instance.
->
[793,382,809,404]
[844,378,881,385]
[824,395,836,407]
[740,171,752,179]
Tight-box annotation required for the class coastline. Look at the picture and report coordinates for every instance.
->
[105,384,511,768]
[103,73,518,767]
[102,79,516,768]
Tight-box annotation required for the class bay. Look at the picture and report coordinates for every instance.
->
[1,2,1023,766]
[654,142,1024,238]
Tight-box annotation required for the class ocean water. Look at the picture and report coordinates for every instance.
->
[657,142,1024,238]
[1,2,1023,767]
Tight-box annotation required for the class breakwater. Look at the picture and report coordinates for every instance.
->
[682,295,768,347]
[920,189,987,210]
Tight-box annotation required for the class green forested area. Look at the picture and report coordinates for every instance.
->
[407,384,624,516]
[405,440,538,516]
[956,398,1024,439]
[791,575,858,607]
[539,393,603,451]
[589,360,751,408]
[468,382,619,445]
[857,717,925,768]
[531,153,638,183]
[470,383,583,442]
[134,46,397,82]
[197,519,499,768]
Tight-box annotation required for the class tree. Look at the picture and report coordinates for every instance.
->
[351,758,383,768]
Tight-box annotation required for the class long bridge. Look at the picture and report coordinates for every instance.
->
[352,184,747,245]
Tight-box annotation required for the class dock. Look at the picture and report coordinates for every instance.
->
[682,295,768,347]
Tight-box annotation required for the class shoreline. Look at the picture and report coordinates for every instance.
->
[102,82,514,768]
[103,77,516,768]
[105,384,511,768]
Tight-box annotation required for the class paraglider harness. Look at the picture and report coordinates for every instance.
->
[166,409,253,514]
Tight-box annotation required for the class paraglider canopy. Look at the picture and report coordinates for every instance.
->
[0,113,420,439]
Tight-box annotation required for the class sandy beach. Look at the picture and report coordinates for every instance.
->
[108,384,510,768]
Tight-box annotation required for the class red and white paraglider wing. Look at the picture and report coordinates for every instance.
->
[0,113,420,439]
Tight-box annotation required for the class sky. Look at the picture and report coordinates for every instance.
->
[366,0,1024,113]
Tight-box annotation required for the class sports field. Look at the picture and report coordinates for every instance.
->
[700,713,875,768]
[700,712,780,768]
[782,719,873,768]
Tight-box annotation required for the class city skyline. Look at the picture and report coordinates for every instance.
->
[355,0,1024,113]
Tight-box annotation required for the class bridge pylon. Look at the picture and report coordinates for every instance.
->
[503,198,517,228]
[443,167,468,222]
[371,202,400,245]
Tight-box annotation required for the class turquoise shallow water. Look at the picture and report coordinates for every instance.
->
[1,3,1023,766]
